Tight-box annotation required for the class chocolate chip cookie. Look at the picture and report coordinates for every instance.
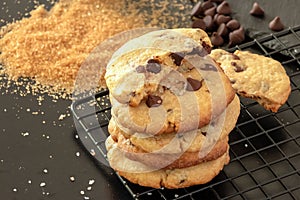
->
[107,48,235,135]
[106,135,230,189]
[109,95,240,154]
[210,49,291,112]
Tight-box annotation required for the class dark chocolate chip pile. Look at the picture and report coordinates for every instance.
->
[191,0,245,47]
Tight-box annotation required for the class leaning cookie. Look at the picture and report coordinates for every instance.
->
[106,136,230,189]
[210,49,291,112]
[109,95,240,154]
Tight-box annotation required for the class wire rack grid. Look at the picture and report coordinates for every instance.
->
[71,25,300,200]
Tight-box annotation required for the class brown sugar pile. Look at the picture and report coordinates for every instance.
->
[0,0,145,96]
[0,0,192,98]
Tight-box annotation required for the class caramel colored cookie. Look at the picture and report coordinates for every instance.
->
[109,51,235,135]
[106,136,230,189]
[210,49,291,112]
[109,95,240,154]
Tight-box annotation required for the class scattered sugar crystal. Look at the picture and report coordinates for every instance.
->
[70,176,75,182]
[43,169,48,174]
[40,182,46,187]
[76,152,80,157]
[87,186,92,191]
[80,190,85,195]
[21,132,29,137]
[12,188,17,192]
[88,179,95,185]
[58,114,66,121]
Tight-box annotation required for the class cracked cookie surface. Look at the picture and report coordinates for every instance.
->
[210,49,291,112]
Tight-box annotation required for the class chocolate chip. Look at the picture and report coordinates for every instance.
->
[201,1,214,11]
[186,77,203,91]
[229,26,245,47]
[200,63,218,72]
[216,15,231,25]
[202,41,212,54]
[201,132,207,136]
[269,16,284,31]
[136,65,146,73]
[213,13,219,23]
[130,91,136,97]
[169,52,184,66]
[147,59,161,64]
[191,1,203,17]
[211,32,224,46]
[231,62,244,72]
[146,95,163,107]
[187,47,207,57]
[216,1,231,15]
[204,6,216,16]
[250,2,265,17]
[192,19,206,30]
[226,19,240,31]
[146,59,161,74]
[217,23,228,37]
[203,15,215,31]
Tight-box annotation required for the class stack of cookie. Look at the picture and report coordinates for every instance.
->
[104,28,240,189]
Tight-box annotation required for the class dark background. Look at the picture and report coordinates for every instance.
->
[0,0,299,200]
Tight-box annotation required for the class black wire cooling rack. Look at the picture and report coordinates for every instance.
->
[71,25,300,200]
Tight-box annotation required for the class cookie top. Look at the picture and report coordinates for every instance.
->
[109,50,235,134]
[210,49,291,112]
[106,135,229,189]
[109,95,240,154]
[107,28,212,69]
[105,28,212,107]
